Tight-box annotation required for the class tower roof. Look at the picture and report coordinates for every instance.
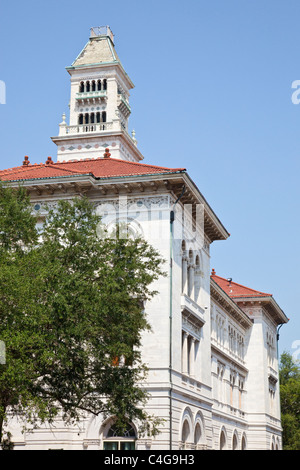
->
[70,26,123,71]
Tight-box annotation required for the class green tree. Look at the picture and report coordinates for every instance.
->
[279,351,300,450]
[0,185,165,446]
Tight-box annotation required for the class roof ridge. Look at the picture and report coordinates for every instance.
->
[105,157,186,171]
[0,162,90,177]
[53,157,185,172]
[0,163,45,176]
[46,163,91,175]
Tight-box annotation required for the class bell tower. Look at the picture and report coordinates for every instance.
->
[51,26,143,163]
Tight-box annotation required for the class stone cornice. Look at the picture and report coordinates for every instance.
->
[51,129,144,162]
[234,296,289,326]
[5,168,228,243]
[66,60,135,90]
[211,342,249,374]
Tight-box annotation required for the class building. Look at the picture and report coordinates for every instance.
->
[0,26,288,450]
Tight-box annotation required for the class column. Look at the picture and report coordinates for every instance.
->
[182,254,188,295]
[188,264,195,299]
[182,332,188,375]
[189,337,195,377]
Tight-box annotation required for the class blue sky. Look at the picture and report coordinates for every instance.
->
[0,0,299,357]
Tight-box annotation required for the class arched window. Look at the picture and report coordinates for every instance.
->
[103,422,136,450]
[97,79,101,91]
[96,112,101,123]
[79,81,84,93]
[78,114,83,125]
[194,413,206,449]
[90,112,95,124]
[220,430,226,450]
[241,434,247,450]
[84,113,89,124]
[103,79,107,90]
[181,420,190,448]
[102,111,107,123]
[232,433,238,450]
[92,80,96,92]
[271,435,278,450]
[86,81,90,92]
[194,423,201,446]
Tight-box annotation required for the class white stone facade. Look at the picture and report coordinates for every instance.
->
[7,189,286,450]
[5,27,288,450]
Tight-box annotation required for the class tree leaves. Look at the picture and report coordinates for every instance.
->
[280,352,300,450]
[0,187,166,443]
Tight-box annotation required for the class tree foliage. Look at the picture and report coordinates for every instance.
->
[279,351,300,450]
[0,184,166,445]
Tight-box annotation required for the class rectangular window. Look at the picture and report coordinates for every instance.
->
[103,441,135,450]
[104,442,118,450]
[120,442,135,450]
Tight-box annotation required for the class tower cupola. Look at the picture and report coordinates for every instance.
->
[51,26,143,163]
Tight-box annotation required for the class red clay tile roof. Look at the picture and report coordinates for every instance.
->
[0,156,186,182]
[211,269,272,298]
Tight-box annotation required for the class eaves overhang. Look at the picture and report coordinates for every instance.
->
[3,173,96,185]
[2,167,228,242]
[233,295,289,326]
[1,169,184,187]
[181,172,230,242]
[66,61,135,90]
[154,171,229,242]
[2,173,98,196]
[93,170,230,242]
